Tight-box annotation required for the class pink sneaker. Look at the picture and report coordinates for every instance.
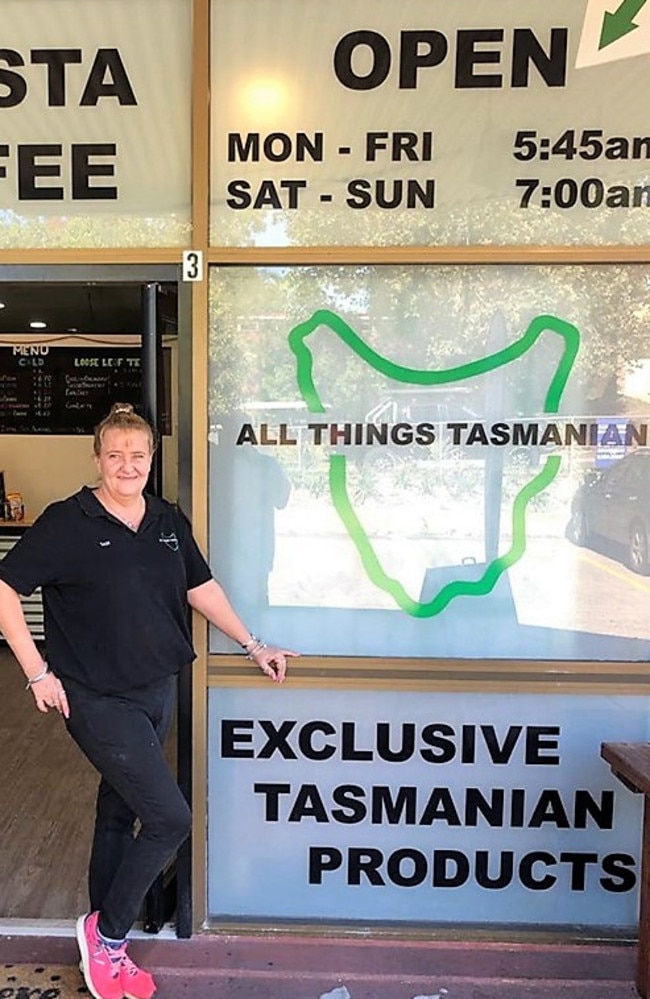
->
[119,949,157,999]
[75,911,123,999]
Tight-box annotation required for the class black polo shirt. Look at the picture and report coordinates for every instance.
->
[0,486,213,693]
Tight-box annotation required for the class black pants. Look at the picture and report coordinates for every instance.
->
[64,674,191,940]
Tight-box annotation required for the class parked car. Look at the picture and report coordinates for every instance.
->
[566,450,650,574]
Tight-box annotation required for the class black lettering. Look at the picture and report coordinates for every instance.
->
[419,787,462,826]
[455,29,504,89]
[481,724,522,765]
[235,422,258,444]
[262,133,292,162]
[600,853,637,893]
[371,785,417,824]
[489,422,510,445]
[377,722,415,762]
[0,49,27,108]
[288,783,329,822]
[529,790,570,828]
[366,423,388,444]
[252,782,291,821]
[420,723,455,763]
[333,31,391,91]
[511,28,568,88]
[448,422,468,444]
[309,847,342,884]
[341,721,373,760]
[519,851,556,890]
[475,849,513,889]
[391,422,415,444]
[297,721,336,761]
[560,852,598,891]
[525,726,560,765]
[387,848,428,887]
[331,784,367,823]
[31,48,82,106]
[18,144,63,200]
[258,719,297,759]
[254,179,282,209]
[432,849,469,887]
[415,422,436,445]
[227,179,252,209]
[277,179,306,209]
[399,31,448,89]
[573,790,614,830]
[464,788,505,827]
[220,719,254,758]
[80,48,137,105]
[467,423,489,445]
[349,847,385,885]
[461,724,476,763]
[511,423,538,446]
[71,143,117,200]
[346,179,372,208]
[228,133,259,161]
[510,788,526,827]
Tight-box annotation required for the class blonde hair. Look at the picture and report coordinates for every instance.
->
[93,402,156,456]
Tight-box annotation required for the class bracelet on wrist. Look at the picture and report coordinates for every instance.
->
[240,634,259,650]
[246,641,267,660]
[25,665,50,690]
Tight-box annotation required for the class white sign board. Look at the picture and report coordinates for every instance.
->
[208,688,647,926]
[210,0,650,247]
[0,0,191,247]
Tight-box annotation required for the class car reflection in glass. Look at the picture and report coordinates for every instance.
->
[567,450,650,574]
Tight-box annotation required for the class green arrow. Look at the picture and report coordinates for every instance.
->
[599,0,647,49]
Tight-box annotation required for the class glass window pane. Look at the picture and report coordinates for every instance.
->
[208,263,650,660]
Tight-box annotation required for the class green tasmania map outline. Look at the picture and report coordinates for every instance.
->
[288,309,580,617]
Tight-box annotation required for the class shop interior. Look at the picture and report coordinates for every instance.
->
[0,277,180,924]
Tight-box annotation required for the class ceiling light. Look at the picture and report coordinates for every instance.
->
[30,320,47,329]
[0,302,5,309]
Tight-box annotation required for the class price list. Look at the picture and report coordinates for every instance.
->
[0,346,143,434]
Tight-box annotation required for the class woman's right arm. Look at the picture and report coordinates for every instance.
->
[0,580,69,716]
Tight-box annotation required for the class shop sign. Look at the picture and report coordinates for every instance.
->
[208,262,650,662]
[0,0,191,248]
[210,0,650,247]
[208,688,646,926]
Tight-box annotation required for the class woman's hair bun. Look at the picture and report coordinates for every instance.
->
[93,401,156,455]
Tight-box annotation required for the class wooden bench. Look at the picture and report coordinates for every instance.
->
[601,742,650,998]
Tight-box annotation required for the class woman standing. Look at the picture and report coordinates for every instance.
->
[0,403,296,999]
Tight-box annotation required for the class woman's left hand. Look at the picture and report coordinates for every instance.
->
[251,644,298,683]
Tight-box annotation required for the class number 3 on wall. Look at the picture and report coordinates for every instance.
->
[182,250,204,282]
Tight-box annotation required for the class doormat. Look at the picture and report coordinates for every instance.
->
[0,963,88,997]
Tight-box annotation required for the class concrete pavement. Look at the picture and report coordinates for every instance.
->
[0,930,641,999]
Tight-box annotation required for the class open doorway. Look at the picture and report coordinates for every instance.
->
[0,265,190,932]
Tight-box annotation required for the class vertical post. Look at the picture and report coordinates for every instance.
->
[140,280,165,933]
[637,799,650,998]
[141,282,162,496]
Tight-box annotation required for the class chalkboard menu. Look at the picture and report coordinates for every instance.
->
[0,345,170,435]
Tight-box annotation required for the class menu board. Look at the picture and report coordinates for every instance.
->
[0,345,170,435]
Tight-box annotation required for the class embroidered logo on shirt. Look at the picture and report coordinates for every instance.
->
[98,540,111,547]
[159,532,179,552]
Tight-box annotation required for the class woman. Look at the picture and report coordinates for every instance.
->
[0,403,297,999]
